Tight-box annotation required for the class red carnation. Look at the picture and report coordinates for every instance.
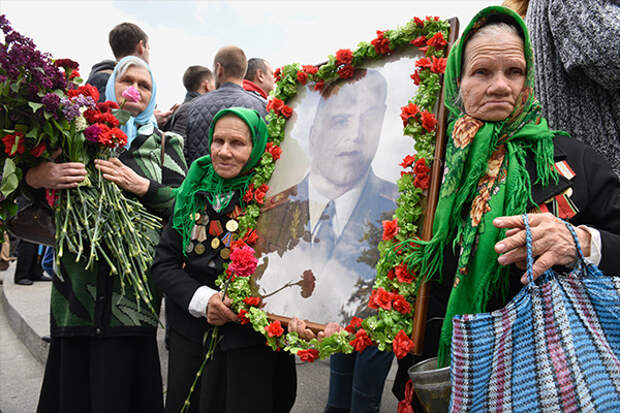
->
[97,101,119,113]
[382,218,399,241]
[421,110,438,132]
[95,112,120,128]
[400,103,420,127]
[414,158,430,175]
[415,57,432,69]
[243,184,255,203]
[266,98,284,113]
[274,67,282,82]
[395,263,415,283]
[265,320,284,337]
[243,296,262,307]
[345,316,363,333]
[99,127,127,148]
[69,70,80,80]
[228,245,258,277]
[297,348,319,363]
[67,84,99,102]
[371,287,393,311]
[337,65,354,79]
[31,142,46,158]
[314,80,325,91]
[350,329,373,352]
[410,70,421,86]
[230,239,248,251]
[83,108,99,123]
[386,269,395,280]
[427,32,448,49]
[430,56,447,74]
[254,183,269,205]
[297,70,308,85]
[54,58,79,69]
[400,155,416,169]
[281,105,293,118]
[426,16,440,21]
[393,330,415,359]
[265,142,282,160]
[411,36,427,47]
[414,17,424,27]
[393,295,412,315]
[371,30,392,55]
[238,309,250,325]
[335,48,353,66]
[2,132,25,157]
[302,65,318,75]
[414,173,430,189]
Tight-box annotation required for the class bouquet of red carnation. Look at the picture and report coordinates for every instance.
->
[0,15,160,311]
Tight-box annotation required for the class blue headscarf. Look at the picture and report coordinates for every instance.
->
[104,56,157,148]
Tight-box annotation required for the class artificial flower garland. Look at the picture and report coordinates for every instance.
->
[217,15,451,362]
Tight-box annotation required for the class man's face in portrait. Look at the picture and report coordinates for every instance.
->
[309,71,387,190]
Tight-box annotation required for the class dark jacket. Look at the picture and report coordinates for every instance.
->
[184,82,267,166]
[167,91,201,138]
[86,60,116,103]
[151,192,266,348]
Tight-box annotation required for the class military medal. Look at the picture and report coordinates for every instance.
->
[186,241,194,254]
[196,225,207,242]
[220,248,230,259]
[225,219,238,232]
[194,243,206,255]
[211,238,221,249]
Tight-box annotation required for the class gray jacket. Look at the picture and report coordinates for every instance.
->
[184,82,267,166]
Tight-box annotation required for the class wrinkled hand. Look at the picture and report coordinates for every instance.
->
[206,293,238,326]
[494,213,591,283]
[25,149,87,189]
[289,318,342,341]
[154,108,173,127]
[94,158,149,196]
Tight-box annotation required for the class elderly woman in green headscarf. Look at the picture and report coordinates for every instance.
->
[151,107,297,413]
[393,5,620,407]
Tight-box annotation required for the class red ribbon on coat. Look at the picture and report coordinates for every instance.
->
[397,379,415,413]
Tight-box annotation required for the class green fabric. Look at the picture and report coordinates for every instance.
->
[400,6,561,367]
[172,107,268,255]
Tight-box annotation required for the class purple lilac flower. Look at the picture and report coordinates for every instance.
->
[41,93,60,113]
[60,97,80,121]
[72,94,96,110]
[83,124,101,142]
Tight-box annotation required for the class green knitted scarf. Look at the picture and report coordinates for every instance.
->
[400,6,561,367]
[171,107,268,255]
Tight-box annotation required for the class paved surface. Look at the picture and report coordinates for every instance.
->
[0,263,399,412]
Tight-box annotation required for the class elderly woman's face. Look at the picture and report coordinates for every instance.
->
[211,115,252,179]
[114,65,152,117]
[460,31,526,121]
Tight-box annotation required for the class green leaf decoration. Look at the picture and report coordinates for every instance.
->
[0,158,20,197]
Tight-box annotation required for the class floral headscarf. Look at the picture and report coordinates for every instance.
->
[401,6,561,367]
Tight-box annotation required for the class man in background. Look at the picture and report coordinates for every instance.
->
[167,65,215,138]
[243,57,275,102]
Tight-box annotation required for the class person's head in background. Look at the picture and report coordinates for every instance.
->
[245,58,275,95]
[213,46,247,89]
[183,65,215,95]
[109,22,150,63]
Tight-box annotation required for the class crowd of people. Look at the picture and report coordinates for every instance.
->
[6,0,619,412]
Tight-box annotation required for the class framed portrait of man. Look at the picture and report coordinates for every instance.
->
[251,46,444,328]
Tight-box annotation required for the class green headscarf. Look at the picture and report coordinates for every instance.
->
[402,6,561,367]
[171,107,268,255]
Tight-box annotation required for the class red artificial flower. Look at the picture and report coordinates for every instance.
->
[410,70,421,86]
[386,269,395,280]
[2,132,25,156]
[382,218,399,241]
[228,245,258,277]
[368,289,379,309]
[31,142,46,158]
[281,105,293,118]
[95,112,120,128]
[69,70,80,80]
[266,98,284,113]
[371,287,393,311]
[99,127,127,148]
[230,239,248,251]
[314,80,325,91]
[425,15,440,21]
[297,70,308,85]
[345,316,363,333]
[243,296,262,307]
[419,46,429,54]
[421,110,438,132]
[243,229,259,245]
[430,56,447,74]
[371,30,392,55]
[265,320,284,337]
[238,309,250,325]
[265,142,282,161]
[83,108,99,123]
[45,189,57,208]
[395,263,415,284]
[335,48,353,66]
[350,328,373,352]
[96,101,119,113]
[243,184,255,203]
[393,295,412,315]
[427,32,448,49]
[400,155,417,169]
[400,103,420,127]
[413,16,424,27]
[393,330,415,359]
[337,65,354,79]
[302,65,318,75]
[415,57,432,69]
[411,36,427,47]
[297,348,319,363]
[273,67,282,82]
[254,183,269,205]
[414,158,430,175]
[414,173,430,189]
[67,84,100,102]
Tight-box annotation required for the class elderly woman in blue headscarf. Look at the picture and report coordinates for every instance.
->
[27,56,187,413]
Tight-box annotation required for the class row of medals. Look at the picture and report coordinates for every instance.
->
[186,210,239,259]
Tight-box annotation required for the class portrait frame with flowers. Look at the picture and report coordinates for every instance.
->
[215,16,459,362]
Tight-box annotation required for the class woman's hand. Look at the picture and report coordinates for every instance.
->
[206,293,238,326]
[493,213,591,283]
[289,318,342,341]
[94,158,149,196]
[25,149,87,189]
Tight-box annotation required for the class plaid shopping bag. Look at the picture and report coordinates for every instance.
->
[449,214,620,412]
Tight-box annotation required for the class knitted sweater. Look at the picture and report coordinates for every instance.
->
[526,0,620,175]
[50,126,187,337]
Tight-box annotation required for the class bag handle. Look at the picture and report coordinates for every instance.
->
[522,213,587,284]
[160,132,167,166]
